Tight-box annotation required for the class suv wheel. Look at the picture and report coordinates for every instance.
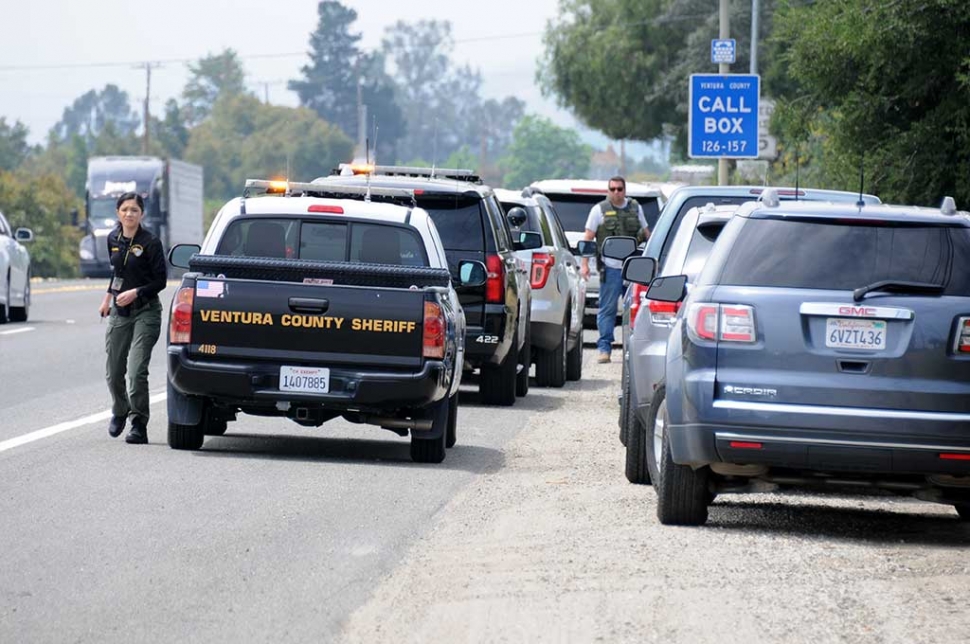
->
[516,325,531,397]
[618,362,630,446]
[535,319,567,388]
[624,382,650,485]
[566,317,583,381]
[480,329,518,406]
[652,383,709,525]
[9,271,28,322]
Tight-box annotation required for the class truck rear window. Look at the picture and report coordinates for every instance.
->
[714,218,970,295]
[215,218,428,266]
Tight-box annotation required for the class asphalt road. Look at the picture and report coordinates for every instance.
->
[0,279,556,643]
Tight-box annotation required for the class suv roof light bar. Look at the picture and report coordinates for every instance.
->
[335,163,481,184]
[244,179,416,205]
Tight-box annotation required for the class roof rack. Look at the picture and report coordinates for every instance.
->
[243,179,416,205]
[333,163,482,184]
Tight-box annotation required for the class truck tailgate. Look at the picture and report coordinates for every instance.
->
[190,278,426,368]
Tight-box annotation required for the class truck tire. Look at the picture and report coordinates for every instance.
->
[516,326,531,397]
[168,421,205,450]
[446,391,458,448]
[566,331,582,381]
[480,330,517,406]
[535,320,567,388]
[654,383,710,526]
[411,397,448,463]
[624,383,651,485]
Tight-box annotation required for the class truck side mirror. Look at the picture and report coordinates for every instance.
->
[169,243,201,269]
[602,236,638,260]
[458,260,487,287]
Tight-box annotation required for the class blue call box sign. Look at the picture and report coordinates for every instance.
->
[711,39,736,64]
[689,74,760,159]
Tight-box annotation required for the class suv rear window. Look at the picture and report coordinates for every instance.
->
[545,194,662,231]
[418,195,485,252]
[714,218,970,295]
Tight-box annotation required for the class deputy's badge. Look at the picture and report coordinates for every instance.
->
[131,245,144,257]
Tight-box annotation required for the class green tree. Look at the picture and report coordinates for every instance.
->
[50,84,140,145]
[184,94,354,201]
[149,99,191,159]
[771,0,970,205]
[499,115,592,188]
[0,169,81,277]
[182,49,248,126]
[0,118,31,172]
[290,1,403,156]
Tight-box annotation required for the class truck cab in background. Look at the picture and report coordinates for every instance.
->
[79,156,204,278]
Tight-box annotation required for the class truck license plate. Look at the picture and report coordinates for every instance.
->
[279,366,330,394]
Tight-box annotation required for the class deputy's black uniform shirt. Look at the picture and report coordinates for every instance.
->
[105,225,167,305]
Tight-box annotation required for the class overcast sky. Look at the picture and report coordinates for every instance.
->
[0,0,597,148]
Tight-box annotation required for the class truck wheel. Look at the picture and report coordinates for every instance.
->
[168,421,205,450]
[0,276,9,324]
[411,397,448,463]
[955,504,970,521]
[624,382,651,485]
[480,330,517,406]
[516,326,531,397]
[566,329,582,381]
[535,321,567,388]
[654,385,710,526]
[446,391,458,448]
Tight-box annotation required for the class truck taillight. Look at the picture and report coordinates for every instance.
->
[530,252,553,289]
[685,303,756,344]
[169,287,194,344]
[485,254,504,304]
[423,301,445,359]
[956,317,970,353]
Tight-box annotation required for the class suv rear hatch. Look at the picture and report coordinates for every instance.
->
[709,217,970,414]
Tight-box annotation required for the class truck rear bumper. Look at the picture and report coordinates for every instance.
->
[168,346,450,411]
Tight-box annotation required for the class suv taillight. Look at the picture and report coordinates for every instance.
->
[956,317,970,353]
[686,303,756,343]
[485,254,504,303]
[530,252,553,289]
[647,298,681,327]
[423,301,445,359]
[170,287,194,344]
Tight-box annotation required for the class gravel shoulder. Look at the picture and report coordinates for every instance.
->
[340,350,970,644]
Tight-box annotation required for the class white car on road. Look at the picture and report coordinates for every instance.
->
[0,209,33,323]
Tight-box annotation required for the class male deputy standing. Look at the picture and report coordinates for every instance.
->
[580,176,650,363]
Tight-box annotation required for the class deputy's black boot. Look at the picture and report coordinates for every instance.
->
[125,419,148,444]
[108,416,126,438]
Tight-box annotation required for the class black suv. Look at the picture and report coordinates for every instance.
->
[315,166,532,406]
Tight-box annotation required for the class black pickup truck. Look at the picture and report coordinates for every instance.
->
[164,180,482,463]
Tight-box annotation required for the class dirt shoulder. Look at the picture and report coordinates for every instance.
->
[340,353,970,644]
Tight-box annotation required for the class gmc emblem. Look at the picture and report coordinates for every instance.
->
[838,306,876,317]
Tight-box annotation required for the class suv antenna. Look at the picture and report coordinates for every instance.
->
[794,146,800,201]
[430,119,439,180]
[856,154,866,207]
[371,116,379,165]
[364,137,373,202]
[285,154,292,196]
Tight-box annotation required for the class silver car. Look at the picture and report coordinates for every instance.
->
[612,203,740,483]
[495,188,592,386]
[0,210,33,323]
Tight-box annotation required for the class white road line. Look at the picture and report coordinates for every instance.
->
[0,327,35,336]
[0,392,167,453]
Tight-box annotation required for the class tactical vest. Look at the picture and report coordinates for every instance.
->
[595,198,643,254]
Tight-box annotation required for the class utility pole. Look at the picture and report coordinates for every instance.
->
[135,61,161,155]
[750,0,760,75]
[718,0,730,186]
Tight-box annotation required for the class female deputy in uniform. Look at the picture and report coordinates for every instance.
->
[97,192,167,444]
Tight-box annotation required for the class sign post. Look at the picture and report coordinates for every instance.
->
[688,74,760,160]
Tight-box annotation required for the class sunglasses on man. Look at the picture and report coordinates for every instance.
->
[608,186,625,192]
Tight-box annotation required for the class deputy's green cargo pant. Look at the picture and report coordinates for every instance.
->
[105,298,162,425]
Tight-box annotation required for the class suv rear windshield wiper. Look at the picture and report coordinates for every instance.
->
[852,280,945,302]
